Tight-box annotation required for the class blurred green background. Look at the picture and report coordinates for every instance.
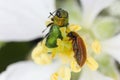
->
[0,39,42,72]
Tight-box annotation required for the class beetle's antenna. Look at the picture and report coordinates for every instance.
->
[48,12,54,18]
[42,27,48,33]
[42,23,53,33]
[48,9,60,18]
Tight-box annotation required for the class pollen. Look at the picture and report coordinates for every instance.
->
[51,66,71,80]
[58,66,71,80]
[86,57,98,70]
[31,41,53,65]
[92,40,101,54]
[68,24,82,32]
[51,73,58,80]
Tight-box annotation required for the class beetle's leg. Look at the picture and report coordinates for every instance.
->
[42,23,53,33]
[44,33,50,38]
[47,22,53,27]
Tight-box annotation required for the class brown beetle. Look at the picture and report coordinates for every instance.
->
[67,31,87,67]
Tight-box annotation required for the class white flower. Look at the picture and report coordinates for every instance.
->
[0,60,61,80]
[0,0,119,80]
[0,0,55,41]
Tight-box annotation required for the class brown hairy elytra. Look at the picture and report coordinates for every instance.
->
[67,31,87,67]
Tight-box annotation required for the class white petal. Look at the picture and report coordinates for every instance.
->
[109,0,120,16]
[0,60,60,80]
[79,68,113,80]
[101,34,120,63]
[92,17,119,40]
[81,0,114,28]
[0,0,55,41]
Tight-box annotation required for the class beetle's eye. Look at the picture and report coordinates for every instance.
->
[70,32,75,37]
[56,11,61,18]
[70,33,73,37]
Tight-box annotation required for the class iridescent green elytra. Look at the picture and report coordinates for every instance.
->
[45,8,69,48]
[45,25,63,48]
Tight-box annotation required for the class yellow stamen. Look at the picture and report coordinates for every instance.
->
[57,38,73,55]
[86,57,98,70]
[58,66,71,80]
[60,27,67,38]
[51,73,58,80]
[92,40,101,54]
[56,38,73,64]
[68,24,82,32]
[32,41,53,65]
[51,66,71,80]
[70,59,81,72]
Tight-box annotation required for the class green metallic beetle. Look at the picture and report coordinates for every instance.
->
[44,8,69,48]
